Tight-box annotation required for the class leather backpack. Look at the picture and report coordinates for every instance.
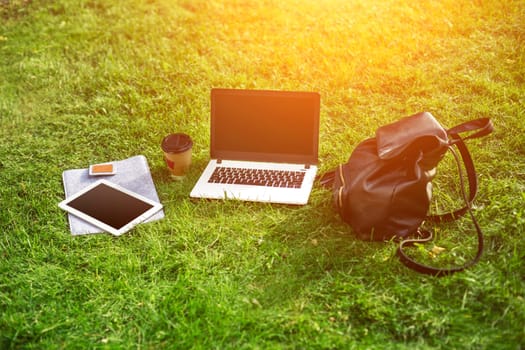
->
[320,112,493,276]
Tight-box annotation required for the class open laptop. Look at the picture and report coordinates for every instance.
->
[190,88,320,205]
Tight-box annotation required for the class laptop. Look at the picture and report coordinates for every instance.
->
[190,88,320,205]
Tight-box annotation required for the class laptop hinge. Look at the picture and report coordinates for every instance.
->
[305,164,310,169]
[217,159,222,164]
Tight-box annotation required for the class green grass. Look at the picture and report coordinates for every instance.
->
[1,0,524,348]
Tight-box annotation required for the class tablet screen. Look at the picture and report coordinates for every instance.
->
[59,180,162,235]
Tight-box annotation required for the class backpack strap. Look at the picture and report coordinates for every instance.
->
[317,169,336,189]
[398,210,484,276]
[426,137,477,222]
[397,145,485,276]
[427,118,493,223]
[447,117,493,141]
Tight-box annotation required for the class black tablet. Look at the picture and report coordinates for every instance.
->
[59,180,163,236]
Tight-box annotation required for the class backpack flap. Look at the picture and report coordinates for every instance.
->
[376,112,449,164]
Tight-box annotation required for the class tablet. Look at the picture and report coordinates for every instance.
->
[59,180,163,236]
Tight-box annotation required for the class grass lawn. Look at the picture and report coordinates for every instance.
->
[1,0,524,348]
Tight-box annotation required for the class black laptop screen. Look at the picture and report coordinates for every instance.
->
[210,89,320,165]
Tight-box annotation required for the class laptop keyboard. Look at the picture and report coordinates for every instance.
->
[208,167,305,188]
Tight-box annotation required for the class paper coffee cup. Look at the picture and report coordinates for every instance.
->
[161,133,193,179]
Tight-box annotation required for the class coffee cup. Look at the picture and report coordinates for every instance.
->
[161,133,193,179]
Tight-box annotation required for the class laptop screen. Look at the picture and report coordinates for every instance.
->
[210,89,320,165]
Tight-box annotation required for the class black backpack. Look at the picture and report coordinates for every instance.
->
[320,112,493,276]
